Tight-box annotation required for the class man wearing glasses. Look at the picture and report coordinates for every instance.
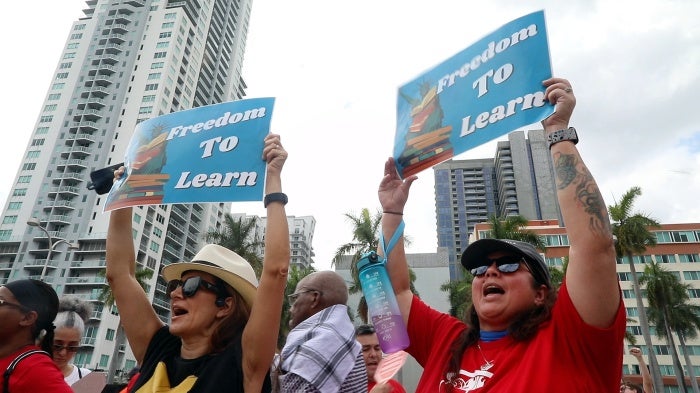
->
[277,271,367,392]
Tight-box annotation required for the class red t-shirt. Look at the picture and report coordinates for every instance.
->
[406,282,626,392]
[368,378,407,392]
[0,345,73,393]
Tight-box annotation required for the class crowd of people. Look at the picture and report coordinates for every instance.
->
[1,80,654,392]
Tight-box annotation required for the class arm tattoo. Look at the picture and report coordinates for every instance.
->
[554,152,611,235]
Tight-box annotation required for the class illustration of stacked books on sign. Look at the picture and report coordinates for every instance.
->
[397,82,453,177]
[106,126,169,210]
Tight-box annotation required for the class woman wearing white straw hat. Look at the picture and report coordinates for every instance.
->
[106,133,290,393]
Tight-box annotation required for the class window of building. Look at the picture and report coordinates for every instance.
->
[106,329,115,341]
[39,115,53,123]
[51,83,65,90]
[142,95,156,102]
[153,51,167,58]
[31,138,45,146]
[162,22,174,28]
[8,202,22,210]
[139,106,153,114]
[35,127,49,135]
[21,163,36,171]
[164,12,177,20]
[159,31,171,38]
[655,254,676,264]
[44,104,58,111]
[145,83,159,91]
[12,188,27,197]
[150,62,164,69]
[74,24,86,31]
[99,355,109,368]
[63,53,76,59]
[2,216,17,224]
[0,230,12,240]
[66,43,79,49]
[26,151,40,159]
[56,72,69,80]
[679,254,700,263]
[149,241,159,252]
[48,93,61,100]
[153,227,162,238]
[69,33,82,40]
[156,42,169,48]
[17,176,31,183]
[156,214,165,224]
[147,72,161,80]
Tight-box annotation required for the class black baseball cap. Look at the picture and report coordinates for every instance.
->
[461,239,551,288]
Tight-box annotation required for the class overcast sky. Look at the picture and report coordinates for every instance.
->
[1,0,698,271]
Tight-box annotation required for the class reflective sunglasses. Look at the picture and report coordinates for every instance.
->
[470,255,526,277]
[53,344,81,353]
[166,276,223,298]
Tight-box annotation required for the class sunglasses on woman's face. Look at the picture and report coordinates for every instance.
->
[470,255,526,277]
[166,276,223,298]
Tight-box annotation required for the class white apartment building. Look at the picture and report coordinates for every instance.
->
[0,0,253,379]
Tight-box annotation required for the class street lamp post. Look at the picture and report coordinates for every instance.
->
[27,218,79,281]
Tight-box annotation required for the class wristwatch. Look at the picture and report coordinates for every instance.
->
[547,127,578,149]
[264,192,288,208]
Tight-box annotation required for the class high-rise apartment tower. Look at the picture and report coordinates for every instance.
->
[0,0,253,377]
[434,129,562,280]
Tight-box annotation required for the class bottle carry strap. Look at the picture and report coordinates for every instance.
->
[3,349,50,393]
[379,220,405,258]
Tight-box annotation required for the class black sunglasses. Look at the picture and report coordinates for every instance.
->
[470,255,526,277]
[166,276,223,298]
[53,344,81,353]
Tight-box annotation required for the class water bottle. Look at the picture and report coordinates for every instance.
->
[357,251,410,353]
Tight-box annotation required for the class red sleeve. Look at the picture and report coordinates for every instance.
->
[7,352,72,392]
[406,295,466,366]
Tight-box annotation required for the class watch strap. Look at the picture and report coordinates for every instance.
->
[264,192,288,208]
[547,127,578,149]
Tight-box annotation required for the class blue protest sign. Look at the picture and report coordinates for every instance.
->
[394,10,553,178]
[104,97,274,211]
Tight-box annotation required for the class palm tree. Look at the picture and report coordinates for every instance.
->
[335,208,418,322]
[609,186,663,392]
[98,267,153,383]
[440,270,471,319]
[334,208,383,295]
[642,261,700,392]
[485,214,547,250]
[205,213,264,277]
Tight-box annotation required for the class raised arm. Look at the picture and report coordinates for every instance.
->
[543,77,619,328]
[377,159,418,325]
[630,347,654,393]
[105,182,164,363]
[242,134,291,392]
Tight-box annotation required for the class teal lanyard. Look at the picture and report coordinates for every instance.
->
[379,220,405,258]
